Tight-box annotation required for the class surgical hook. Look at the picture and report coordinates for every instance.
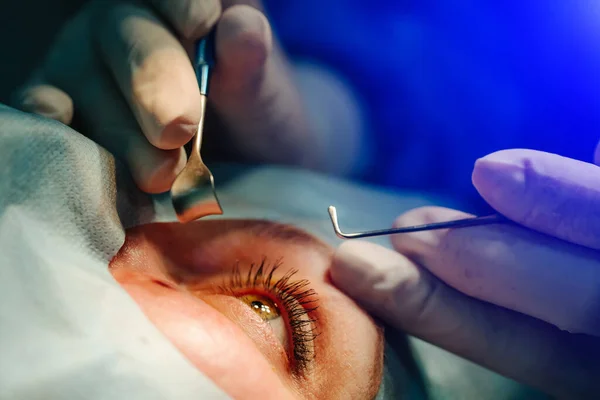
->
[327,206,509,239]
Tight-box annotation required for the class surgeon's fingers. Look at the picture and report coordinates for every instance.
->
[209,5,317,167]
[14,6,185,193]
[12,83,74,125]
[146,0,221,40]
[212,5,271,96]
[330,241,600,398]
[80,73,186,194]
[146,0,266,40]
[74,64,186,194]
[96,0,294,162]
[71,62,186,194]
[96,2,202,151]
[473,149,600,250]
[391,206,600,337]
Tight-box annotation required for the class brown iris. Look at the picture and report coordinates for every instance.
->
[240,294,280,321]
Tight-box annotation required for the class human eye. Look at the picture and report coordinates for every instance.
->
[218,258,320,375]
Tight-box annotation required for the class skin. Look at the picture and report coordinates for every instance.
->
[109,219,384,399]
[331,149,600,398]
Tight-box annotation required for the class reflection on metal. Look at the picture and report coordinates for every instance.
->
[327,206,507,239]
[171,35,222,223]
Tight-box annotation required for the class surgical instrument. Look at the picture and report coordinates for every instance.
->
[171,35,223,223]
[327,206,509,239]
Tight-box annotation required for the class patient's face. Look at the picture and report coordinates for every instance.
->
[109,220,383,399]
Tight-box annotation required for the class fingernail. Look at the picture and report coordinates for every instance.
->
[331,241,411,297]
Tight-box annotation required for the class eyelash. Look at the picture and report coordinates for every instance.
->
[220,257,320,371]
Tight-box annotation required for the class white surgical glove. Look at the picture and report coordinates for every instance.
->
[12,0,352,193]
[330,149,600,399]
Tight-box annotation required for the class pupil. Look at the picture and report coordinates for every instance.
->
[251,300,263,310]
[241,295,278,321]
[251,300,272,315]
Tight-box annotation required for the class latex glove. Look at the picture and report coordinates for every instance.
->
[11,0,319,193]
[330,149,600,398]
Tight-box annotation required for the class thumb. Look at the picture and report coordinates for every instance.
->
[330,241,445,331]
[330,241,600,398]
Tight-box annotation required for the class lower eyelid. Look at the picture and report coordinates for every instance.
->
[187,264,320,373]
[233,288,316,368]
[201,294,290,370]
[265,311,289,350]
[237,292,291,352]
[202,288,317,377]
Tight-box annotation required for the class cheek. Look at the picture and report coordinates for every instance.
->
[112,272,296,400]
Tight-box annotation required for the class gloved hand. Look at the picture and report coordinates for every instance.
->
[11,0,320,193]
[330,149,600,398]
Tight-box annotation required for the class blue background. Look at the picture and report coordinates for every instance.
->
[265,1,600,210]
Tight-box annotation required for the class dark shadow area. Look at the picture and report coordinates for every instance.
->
[0,0,84,103]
